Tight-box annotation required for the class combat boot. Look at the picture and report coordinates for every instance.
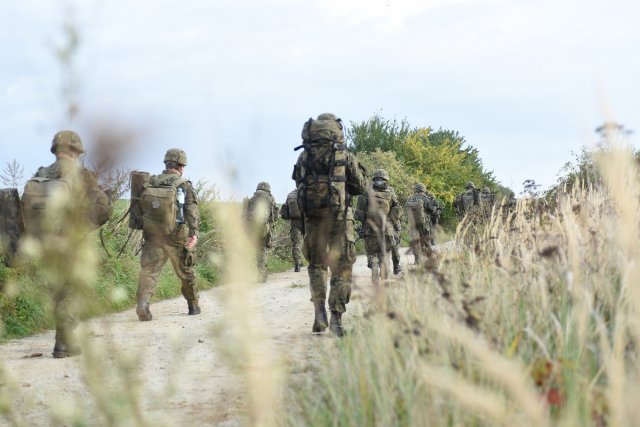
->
[312,301,328,333]
[52,329,81,358]
[393,263,403,275]
[136,300,152,321]
[52,341,82,358]
[187,300,201,315]
[329,311,344,337]
[294,262,301,273]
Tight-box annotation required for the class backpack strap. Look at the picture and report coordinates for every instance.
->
[329,143,347,215]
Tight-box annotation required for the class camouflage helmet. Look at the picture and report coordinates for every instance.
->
[482,186,490,193]
[372,169,389,181]
[51,130,84,155]
[465,181,476,190]
[317,112,343,129]
[257,181,271,192]
[414,183,426,192]
[164,148,188,166]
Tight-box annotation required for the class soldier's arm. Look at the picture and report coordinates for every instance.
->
[345,155,368,196]
[184,181,200,237]
[271,197,279,222]
[280,203,290,220]
[81,169,113,228]
[292,155,304,186]
[354,192,368,222]
[389,193,402,224]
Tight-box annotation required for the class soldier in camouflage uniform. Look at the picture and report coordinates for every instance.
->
[245,182,279,282]
[293,113,368,337]
[480,186,496,217]
[406,183,439,265]
[454,181,479,220]
[356,169,402,281]
[32,130,112,358]
[279,189,304,272]
[136,149,200,321]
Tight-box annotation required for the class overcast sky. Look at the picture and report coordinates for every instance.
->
[1,0,639,201]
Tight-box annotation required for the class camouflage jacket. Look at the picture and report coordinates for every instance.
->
[149,170,199,237]
[35,157,112,229]
[355,185,400,237]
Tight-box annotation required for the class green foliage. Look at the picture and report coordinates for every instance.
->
[355,150,416,205]
[347,114,504,231]
[347,113,413,154]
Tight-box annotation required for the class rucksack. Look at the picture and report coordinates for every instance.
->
[286,190,302,220]
[296,117,347,215]
[461,189,478,213]
[0,188,25,267]
[406,195,428,228]
[140,176,186,236]
[365,190,393,233]
[246,190,273,237]
[21,176,72,237]
[129,171,150,230]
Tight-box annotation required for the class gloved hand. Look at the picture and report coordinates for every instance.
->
[186,235,198,249]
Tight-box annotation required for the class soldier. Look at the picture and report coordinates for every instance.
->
[279,189,304,272]
[25,130,112,357]
[480,186,496,217]
[355,169,401,282]
[406,183,439,265]
[454,181,479,220]
[293,113,367,337]
[136,149,200,321]
[245,181,279,282]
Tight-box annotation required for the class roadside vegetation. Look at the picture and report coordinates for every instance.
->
[285,137,640,426]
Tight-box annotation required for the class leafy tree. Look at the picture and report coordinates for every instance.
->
[355,150,417,205]
[346,113,413,153]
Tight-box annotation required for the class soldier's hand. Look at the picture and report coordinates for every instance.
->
[186,235,198,249]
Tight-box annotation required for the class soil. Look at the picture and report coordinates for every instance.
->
[0,250,416,426]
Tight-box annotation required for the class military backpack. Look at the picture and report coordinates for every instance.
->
[286,190,302,220]
[21,176,72,237]
[406,195,428,228]
[0,188,25,267]
[296,116,347,215]
[139,175,187,236]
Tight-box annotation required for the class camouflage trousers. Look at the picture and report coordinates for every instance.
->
[290,220,304,265]
[367,233,400,269]
[364,232,393,275]
[410,225,434,264]
[256,234,270,282]
[137,233,198,304]
[303,209,356,313]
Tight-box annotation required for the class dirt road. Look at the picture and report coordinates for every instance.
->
[0,251,414,426]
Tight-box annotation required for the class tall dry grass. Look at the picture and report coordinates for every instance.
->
[286,145,640,426]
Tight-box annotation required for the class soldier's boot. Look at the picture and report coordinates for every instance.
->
[294,262,301,273]
[136,300,152,321]
[312,301,328,333]
[187,299,201,316]
[329,311,344,338]
[52,329,81,359]
[393,262,403,275]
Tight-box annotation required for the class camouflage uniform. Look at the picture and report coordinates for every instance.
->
[245,182,279,282]
[293,113,367,336]
[355,170,401,280]
[33,131,112,358]
[454,181,479,220]
[279,190,304,272]
[480,187,496,217]
[407,184,439,264]
[136,149,200,320]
